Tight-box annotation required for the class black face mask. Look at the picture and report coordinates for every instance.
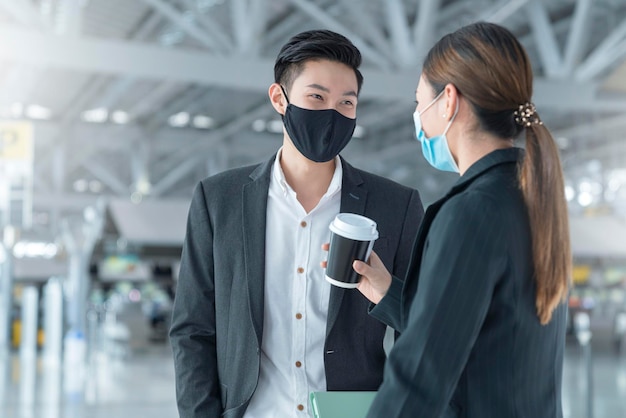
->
[280,87,356,163]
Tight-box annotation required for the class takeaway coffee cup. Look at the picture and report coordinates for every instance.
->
[325,213,379,288]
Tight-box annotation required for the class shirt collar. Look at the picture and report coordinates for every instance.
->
[272,147,343,198]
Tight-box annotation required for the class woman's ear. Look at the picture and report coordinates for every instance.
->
[268,83,286,115]
[441,83,459,122]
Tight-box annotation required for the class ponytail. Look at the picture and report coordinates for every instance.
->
[519,123,572,325]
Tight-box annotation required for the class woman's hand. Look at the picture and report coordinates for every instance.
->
[353,252,391,304]
[321,244,392,304]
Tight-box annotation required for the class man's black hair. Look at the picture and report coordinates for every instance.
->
[274,29,363,94]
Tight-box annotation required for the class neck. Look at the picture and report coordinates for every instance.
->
[279,142,336,212]
[455,132,513,175]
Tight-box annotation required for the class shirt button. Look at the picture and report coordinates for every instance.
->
[297,267,304,274]
[295,361,302,368]
[297,404,304,411]
[295,313,302,320]
[300,221,307,227]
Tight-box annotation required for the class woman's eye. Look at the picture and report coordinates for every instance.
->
[310,94,323,100]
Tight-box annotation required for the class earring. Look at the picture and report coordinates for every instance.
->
[443,114,447,118]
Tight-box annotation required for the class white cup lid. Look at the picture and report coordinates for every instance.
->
[329,213,379,241]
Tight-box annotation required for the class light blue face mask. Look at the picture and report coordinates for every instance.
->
[413,90,460,173]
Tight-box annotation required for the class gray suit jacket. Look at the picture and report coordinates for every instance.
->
[170,154,424,418]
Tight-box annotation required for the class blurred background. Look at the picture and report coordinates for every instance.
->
[0,0,625,417]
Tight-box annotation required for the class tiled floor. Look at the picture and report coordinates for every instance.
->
[1,333,625,417]
[563,339,626,417]
[0,343,178,418]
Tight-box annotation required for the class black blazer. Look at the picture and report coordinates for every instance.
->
[169,154,424,418]
[368,148,567,418]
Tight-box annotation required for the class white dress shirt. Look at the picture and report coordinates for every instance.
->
[244,149,342,418]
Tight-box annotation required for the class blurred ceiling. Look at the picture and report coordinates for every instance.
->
[0,0,626,239]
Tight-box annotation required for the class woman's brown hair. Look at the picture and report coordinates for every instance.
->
[422,22,571,325]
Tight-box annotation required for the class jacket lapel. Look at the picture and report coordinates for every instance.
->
[400,195,446,324]
[326,159,366,337]
[242,157,274,345]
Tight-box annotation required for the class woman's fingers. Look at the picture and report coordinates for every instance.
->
[353,251,392,304]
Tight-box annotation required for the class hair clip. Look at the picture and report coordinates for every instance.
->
[513,102,543,127]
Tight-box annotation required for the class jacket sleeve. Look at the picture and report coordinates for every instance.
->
[368,275,405,331]
[169,182,222,418]
[392,189,424,280]
[370,189,424,332]
[367,193,508,417]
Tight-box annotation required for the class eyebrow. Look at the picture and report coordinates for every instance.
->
[306,83,358,98]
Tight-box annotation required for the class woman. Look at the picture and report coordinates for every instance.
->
[354,22,572,417]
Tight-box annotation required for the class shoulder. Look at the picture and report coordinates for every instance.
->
[344,160,419,196]
[188,162,266,219]
[454,162,520,208]
[438,165,524,232]
[197,161,266,192]
[471,162,519,194]
[188,161,269,212]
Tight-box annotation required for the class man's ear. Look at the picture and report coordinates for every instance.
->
[268,83,286,115]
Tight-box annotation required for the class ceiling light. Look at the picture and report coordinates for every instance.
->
[252,119,266,132]
[130,192,143,204]
[352,125,366,138]
[111,110,130,124]
[83,206,98,223]
[13,241,58,259]
[89,180,103,193]
[267,120,284,134]
[82,107,108,123]
[135,178,152,195]
[193,115,214,129]
[26,104,52,120]
[73,179,88,192]
[169,112,190,127]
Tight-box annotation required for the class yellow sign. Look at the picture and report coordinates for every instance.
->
[0,121,33,161]
[572,264,591,285]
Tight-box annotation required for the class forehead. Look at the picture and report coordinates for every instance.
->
[416,75,428,94]
[416,76,438,102]
[291,59,358,91]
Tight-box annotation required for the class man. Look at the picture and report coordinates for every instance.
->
[169,29,424,418]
